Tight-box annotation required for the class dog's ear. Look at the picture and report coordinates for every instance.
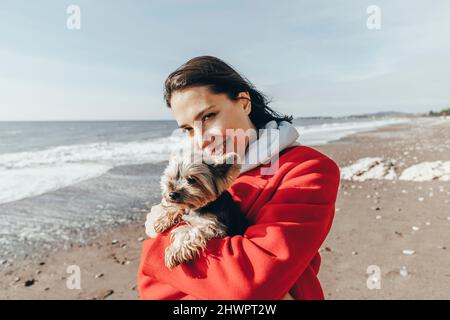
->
[210,152,241,194]
[209,152,241,177]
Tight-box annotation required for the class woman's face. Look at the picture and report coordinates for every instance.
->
[170,86,256,156]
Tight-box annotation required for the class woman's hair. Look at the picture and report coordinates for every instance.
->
[163,56,293,129]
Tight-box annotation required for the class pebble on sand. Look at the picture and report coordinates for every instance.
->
[24,279,35,287]
[400,266,408,277]
[402,249,415,256]
[98,289,114,300]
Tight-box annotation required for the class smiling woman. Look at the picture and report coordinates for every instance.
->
[138,56,340,300]
[164,56,293,157]
[174,91,258,158]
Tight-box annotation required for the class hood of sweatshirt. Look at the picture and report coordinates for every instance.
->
[240,120,300,174]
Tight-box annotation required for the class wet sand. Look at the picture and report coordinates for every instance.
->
[1,117,449,299]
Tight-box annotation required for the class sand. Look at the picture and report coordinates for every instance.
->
[1,116,449,299]
[317,116,450,299]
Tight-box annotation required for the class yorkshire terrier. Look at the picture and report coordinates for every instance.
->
[153,149,249,269]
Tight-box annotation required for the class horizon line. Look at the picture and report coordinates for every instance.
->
[0,110,428,123]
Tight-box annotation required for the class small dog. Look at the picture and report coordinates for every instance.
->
[153,149,249,269]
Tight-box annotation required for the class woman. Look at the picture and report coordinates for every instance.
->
[138,56,340,300]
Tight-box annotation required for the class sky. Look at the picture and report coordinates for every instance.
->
[0,0,449,121]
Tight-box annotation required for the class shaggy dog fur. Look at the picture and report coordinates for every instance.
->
[153,150,249,269]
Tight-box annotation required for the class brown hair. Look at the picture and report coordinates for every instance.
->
[163,56,293,129]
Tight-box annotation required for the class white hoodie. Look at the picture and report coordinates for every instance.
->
[240,120,300,174]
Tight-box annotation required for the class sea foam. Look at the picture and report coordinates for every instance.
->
[0,134,186,204]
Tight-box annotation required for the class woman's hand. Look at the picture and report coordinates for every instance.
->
[144,204,166,238]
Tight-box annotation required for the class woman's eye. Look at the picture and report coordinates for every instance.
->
[182,128,193,135]
[186,177,196,184]
[202,113,215,122]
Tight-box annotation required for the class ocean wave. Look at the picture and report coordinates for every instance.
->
[0,133,187,204]
[0,163,112,204]
[0,134,185,171]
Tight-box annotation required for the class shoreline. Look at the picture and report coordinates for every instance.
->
[0,161,169,263]
[1,116,449,299]
[0,116,413,263]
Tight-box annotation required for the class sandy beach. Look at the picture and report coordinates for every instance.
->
[1,116,449,299]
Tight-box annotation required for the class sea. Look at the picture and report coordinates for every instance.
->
[0,117,407,261]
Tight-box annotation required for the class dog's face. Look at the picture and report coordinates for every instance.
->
[161,150,241,210]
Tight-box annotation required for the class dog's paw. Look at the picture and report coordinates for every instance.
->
[153,211,183,233]
[210,225,227,238]
[165,243,200,269]
[164,246,182,269]
[164,225,205,269]
[153,215,170,233]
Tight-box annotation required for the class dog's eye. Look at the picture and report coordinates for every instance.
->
[186,176,196,184]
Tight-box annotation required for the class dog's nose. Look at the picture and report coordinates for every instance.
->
[169,192,180,200]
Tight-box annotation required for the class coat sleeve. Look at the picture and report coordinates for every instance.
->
[138,156,340,300]
[137,248,198,300]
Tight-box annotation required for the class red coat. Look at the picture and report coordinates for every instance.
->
[137,145,340,300]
